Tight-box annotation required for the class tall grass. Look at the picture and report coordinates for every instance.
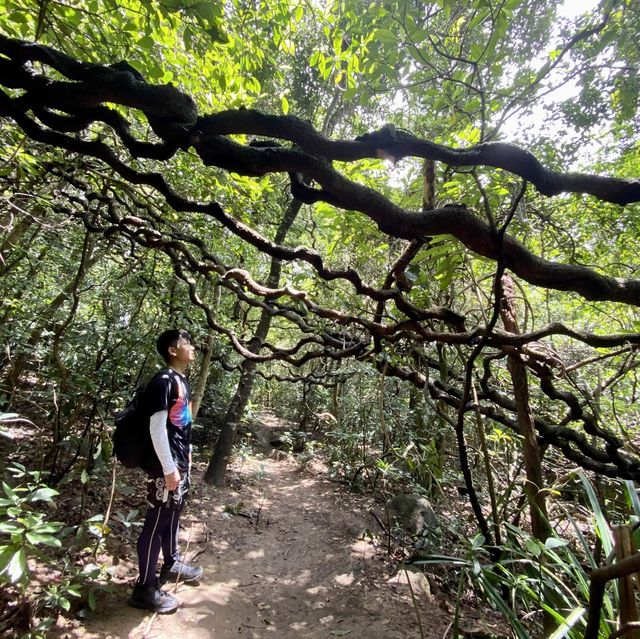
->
[414,470,630,637]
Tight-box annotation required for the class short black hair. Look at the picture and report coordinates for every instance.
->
[156,329,192,363]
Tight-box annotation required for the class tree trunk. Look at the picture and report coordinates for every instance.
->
[0,217,41,277]
[500,275,551,542]
[500,274,553,635]
[203,199,302,485]
[299,379,311,431]
[192,285,221,419]
[613,525,640,638]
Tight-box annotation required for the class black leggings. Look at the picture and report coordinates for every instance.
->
[137,505,180,585]
[136,473,188,586]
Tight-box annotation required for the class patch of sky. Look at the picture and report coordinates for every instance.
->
[500,0,608,169]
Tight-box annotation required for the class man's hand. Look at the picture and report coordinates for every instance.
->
[164,468,180,491]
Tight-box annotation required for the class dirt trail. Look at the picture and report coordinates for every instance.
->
[60,447,450,638]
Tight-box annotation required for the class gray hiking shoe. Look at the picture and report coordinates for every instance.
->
[159,560,203,584]
[128,582,179,614]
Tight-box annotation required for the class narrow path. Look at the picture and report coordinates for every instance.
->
[67,455,446,638]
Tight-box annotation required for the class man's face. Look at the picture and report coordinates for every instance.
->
[169,337,196,366]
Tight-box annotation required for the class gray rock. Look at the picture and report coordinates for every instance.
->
[385,494,437,534]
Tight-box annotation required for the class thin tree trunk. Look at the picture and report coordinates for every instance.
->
[299,379,310,430]
[500,274,553,635]
[379,364,391,453]
[471,381,502,547]
[203,199,302,485]
[613,525,640,638]
[192,285,220,419]
[0,217,39,274]
[500,275,551,541]
[332,379,341,424]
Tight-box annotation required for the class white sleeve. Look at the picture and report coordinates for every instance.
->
[149,410,177,475]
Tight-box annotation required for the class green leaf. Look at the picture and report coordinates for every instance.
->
[2,482,17,499]
[524,537,542,557]
[468,10,489,30]
[32,522,64,534]
[137,36,155,50]
[470,42,484,60]
[373,28,397,45]
[0,545,27,585]
[544,537,569,550]
[190,1,220,24]
[25,532,62,547]
[625,480,640,517]
[0,521,23,534]
[6,12,27,25]
[547,606,586,639]
[26,487,58,502]
[148,65,165,80]
[578,470,614,556]
[206,24,229,44]
[7,462,26,477]
[471,533,485,550]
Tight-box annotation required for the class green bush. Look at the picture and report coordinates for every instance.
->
[0,462,108,638]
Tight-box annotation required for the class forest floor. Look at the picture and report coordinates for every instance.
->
[45,414,502,639]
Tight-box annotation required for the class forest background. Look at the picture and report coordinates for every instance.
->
[1,0,640,637]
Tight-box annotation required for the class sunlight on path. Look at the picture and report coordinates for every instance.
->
[67,453,444,638]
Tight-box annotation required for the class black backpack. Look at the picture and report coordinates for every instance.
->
[112,383,152,469]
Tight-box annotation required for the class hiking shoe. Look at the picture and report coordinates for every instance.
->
[128,583,179,614]
[159,560,203,584]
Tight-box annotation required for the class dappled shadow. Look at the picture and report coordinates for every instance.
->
[61,455,444,638]
[159,458,429,638]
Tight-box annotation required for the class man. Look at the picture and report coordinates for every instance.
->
[128,329,203,614]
